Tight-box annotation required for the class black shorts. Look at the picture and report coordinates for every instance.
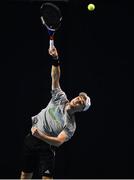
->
[21,133,56,177]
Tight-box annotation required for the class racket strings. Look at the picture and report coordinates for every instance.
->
[41,3,62,30]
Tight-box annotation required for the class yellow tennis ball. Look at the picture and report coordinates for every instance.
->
[88,3,95,11]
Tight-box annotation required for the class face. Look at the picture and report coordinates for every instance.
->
[69,96,85,112]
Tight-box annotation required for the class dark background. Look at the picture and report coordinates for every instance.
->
[0,0,133,179]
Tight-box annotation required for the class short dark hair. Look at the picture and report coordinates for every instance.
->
[79,92,91,111]
[79,92,88,100]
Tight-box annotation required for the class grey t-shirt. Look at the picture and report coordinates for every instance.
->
[31,88,76,142]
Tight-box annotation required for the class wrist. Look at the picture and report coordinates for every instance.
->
[51,56,60,66]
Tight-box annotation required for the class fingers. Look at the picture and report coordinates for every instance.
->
[48,47,58,57]
[31,127,38,135]
[31,127,43,140]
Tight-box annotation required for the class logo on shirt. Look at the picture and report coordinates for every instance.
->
[48,107,63,128]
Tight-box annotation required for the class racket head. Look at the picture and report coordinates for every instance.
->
[40,2,62,31]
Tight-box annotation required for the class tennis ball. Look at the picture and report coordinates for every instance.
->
[88,3,95,11]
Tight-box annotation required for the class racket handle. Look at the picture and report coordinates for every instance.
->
[49,39,55,50]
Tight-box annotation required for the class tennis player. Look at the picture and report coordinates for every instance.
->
[20,46,91,179]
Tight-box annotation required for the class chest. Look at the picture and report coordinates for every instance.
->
[47,106,66,127]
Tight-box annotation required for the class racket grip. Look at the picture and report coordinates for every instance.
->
[49,39,55,50]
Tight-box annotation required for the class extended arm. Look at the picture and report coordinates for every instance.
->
[49,47,61,90]
[51,65,60,90]
[31,47,68,147]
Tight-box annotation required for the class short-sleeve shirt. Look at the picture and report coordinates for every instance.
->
[31,88,76,142]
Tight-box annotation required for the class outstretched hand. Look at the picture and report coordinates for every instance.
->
[48,47,58,58]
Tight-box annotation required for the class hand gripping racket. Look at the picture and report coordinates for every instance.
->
[40,3,62,50]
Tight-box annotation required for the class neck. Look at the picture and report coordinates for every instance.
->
[64,103,75,115]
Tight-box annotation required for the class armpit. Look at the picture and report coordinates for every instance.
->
[51,88,67,101]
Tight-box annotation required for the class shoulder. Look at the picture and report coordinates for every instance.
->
[51,87,68,102]
[51,87,65,95]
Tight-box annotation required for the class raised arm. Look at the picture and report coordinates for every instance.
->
[31,47,69,146]
[49,47,61,90]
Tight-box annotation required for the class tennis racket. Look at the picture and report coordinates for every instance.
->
[40,3,62,50]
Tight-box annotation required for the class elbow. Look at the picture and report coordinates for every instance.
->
[51,75,59,83]
[55,139,64,147]
[55,132,68,147]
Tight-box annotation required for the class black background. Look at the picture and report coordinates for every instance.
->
[0,0,133,179]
